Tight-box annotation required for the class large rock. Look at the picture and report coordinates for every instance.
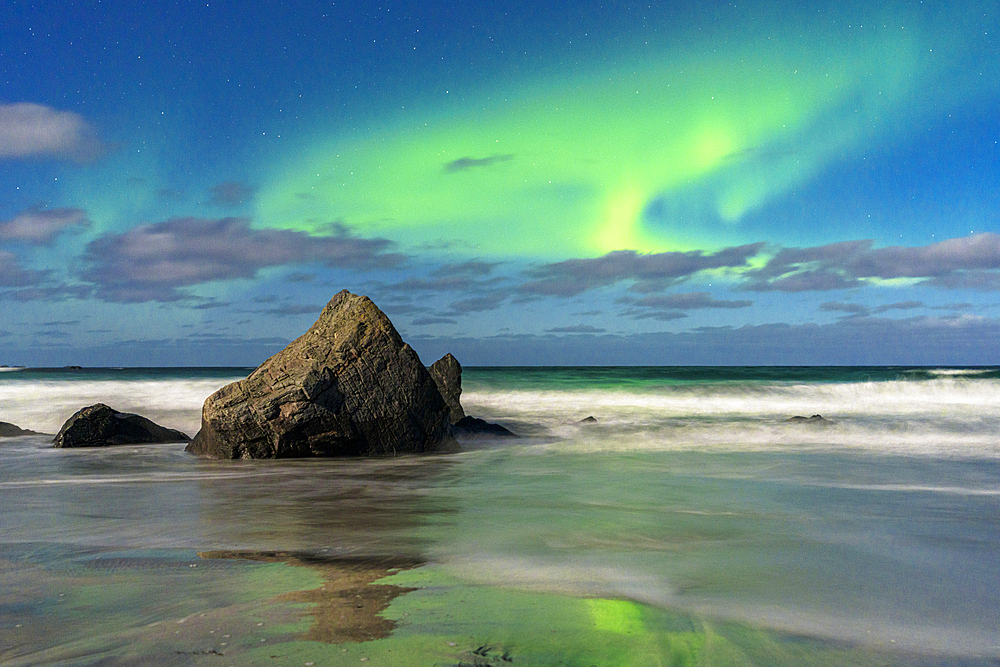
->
[186,290,458,459]
[53,404,190,448]
[428,353,465,424]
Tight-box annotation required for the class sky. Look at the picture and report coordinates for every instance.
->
[2,0,999,366]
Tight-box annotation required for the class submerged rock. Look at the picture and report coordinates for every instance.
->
[0,421,42,437]
[428,352,465,425]
[453,416,518,438]
[53,404,190,448]
[186,290,458,459]
[785,414,831,424]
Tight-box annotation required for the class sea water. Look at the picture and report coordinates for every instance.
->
[1,366,999,665]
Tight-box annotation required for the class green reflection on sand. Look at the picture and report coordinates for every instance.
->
[241,565,901,667]
[0,547,965,666]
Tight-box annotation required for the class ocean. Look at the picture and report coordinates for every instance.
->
[1,366,999,666]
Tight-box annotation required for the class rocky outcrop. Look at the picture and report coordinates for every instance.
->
[0,421,42,437]
[53,404,190,448]
[453,416,518,438]
[428,353,465,424]
[186,290,458,459]
[785,414,831,424]
[430,354,519,438]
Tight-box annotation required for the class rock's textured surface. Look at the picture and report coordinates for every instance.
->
[53,404,190,448]
[0,421,42,437]
[186,290,458,459]
[428,353,465,424]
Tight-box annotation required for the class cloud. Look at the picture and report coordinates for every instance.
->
[0,207,91,245]
[0,103,106,161]
[852,234,1000,279]
[258,304,324,316]
[743,240,870,292]
[208,181,257,206]
[520,243,765,296]
[745,234,1000,291]
[618,291,753,321]
[81,216,405,302]
[0,250,49,287]
[748,270,863,292]
[190,299,231,310]
[444,154,514,173]
[629,310,690,322]
[432,260,502,277]
[0,284,91,302]
[820,300,926,319]
[544,324,607,333]
[873,301,924,314]
[819,301,870,318]
[924,272,1000,291]
[389,275,484,292]
[38,329,72,339]
[385,262,505,295]
[449,295,504,312]
[411,316,458,326]
[629,292,753,310]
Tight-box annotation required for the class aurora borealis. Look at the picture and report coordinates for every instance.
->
[2,0,999,365]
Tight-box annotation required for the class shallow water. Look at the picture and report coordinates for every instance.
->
[1,366,999,665]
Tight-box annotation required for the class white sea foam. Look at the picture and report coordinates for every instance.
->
[461,377,1000,457]
[925,368,993,377]
[0,376,241,435]
[466,377,1000,419]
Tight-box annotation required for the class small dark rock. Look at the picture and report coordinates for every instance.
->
[0,421,42,437]
[578,416,598,424]
[785,414,831,424]
[53,403,190,448]
[453,416,518,438]
[428,352,465,425]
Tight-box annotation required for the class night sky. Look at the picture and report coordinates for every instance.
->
[2,0,999,366]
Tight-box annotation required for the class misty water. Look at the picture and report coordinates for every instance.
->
[1,366,999,665]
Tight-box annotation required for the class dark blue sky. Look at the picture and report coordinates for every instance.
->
[2,0,1000,366]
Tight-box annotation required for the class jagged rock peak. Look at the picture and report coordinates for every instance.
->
[429,352,465,425]
[186,290,458,459]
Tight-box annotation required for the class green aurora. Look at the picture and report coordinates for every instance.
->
[256,9,972,260]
